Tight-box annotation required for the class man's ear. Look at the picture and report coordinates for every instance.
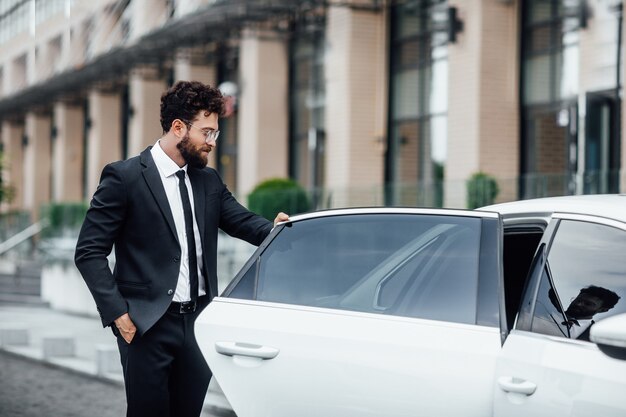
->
[171,119,187,138]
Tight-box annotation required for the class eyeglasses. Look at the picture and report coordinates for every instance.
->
[187,122,220,143]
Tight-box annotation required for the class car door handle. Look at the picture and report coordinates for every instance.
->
[498,376,537,395]
[215,341,279,359]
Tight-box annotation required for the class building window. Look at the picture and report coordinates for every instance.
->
[521,0,584,198]
[386,0,448,207]
[289,13,326,197]
[216,45,239,193]
[0,0,30,44]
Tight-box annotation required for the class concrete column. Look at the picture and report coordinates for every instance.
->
[237,30,289,195]
[86,91,122,198]
[129,0,167,41]
[446,0,519,208]
[1,122,24,211]
[52,103,84,202]
[324,5,386,205]
[23,113,52,218]
[174,54,217,86]
[127,71,167,157]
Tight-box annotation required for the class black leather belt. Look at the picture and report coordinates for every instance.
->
[168,300,197,314]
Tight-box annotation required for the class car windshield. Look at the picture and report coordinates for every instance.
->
[236,213,482,323]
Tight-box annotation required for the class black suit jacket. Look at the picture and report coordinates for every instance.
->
[75,147,272,335]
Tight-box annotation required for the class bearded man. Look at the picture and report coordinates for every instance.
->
[75,81,288,417]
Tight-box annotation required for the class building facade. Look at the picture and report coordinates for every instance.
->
[0,0,625,220]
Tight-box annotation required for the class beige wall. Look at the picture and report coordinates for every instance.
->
[52,103,84,202]
[86,91,122,198]
[1,122,24,211]
[325,5,386,206]
[237,29,289,196]
[128,71,168,157]
[23,113,52,218]
[446,0,519,208]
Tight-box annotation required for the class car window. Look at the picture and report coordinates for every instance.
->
[228,214,483,325]
[530,220,626,341]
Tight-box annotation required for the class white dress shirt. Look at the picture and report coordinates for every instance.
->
[151,141,206,302]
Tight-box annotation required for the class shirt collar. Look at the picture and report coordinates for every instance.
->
[151,140,187,178]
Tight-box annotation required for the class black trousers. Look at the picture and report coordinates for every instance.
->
[115,299,211,417]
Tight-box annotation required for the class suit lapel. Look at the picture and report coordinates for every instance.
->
[140,148,178,242]
[188,168,206,243]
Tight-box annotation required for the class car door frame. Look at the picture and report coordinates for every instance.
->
[198,208,507,417]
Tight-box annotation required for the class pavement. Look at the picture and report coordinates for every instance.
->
[0,303,235,417]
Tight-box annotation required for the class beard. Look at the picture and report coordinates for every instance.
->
[177,132,210,169]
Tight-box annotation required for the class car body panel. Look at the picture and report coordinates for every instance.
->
[196,298,501,417]
[494,330,626,417]
[196,196,626,416]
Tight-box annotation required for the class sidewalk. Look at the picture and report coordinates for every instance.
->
[0,303,234,417]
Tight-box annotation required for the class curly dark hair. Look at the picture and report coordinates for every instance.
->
[160,81,225,132]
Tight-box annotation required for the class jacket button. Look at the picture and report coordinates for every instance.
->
[173,256,180,263]
[168,289,174,295]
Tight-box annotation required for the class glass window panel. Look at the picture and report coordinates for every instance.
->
[393,2,421,39]
[391,120,419,184]
[530,267,570,337]
[392,69,419,119]
[394,39,420,70]
[529,25,552,53]
[524,55,552,104]
[428,59,448,114]
[538,220,626,340]
[529,0,552,24]
[555,46,579,100]
[532,110,568,174]
[295,90,310,134]
[430,115,447,166]
[294,59,311,87]
[290,27,325,188]
[248,214,480,325]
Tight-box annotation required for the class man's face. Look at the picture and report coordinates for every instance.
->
[565,293,606,319]
[177,111,218,169]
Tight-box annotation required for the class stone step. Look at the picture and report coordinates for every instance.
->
[0,293,48,306]
[0,279,41,295]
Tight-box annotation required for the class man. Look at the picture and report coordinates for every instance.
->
[563,285,620,340]
[75,81,288,417]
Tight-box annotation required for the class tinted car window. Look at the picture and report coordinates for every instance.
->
[531,220,626,341]
[230,214,482,325]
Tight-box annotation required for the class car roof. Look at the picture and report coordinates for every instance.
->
[280,195,626,225]
[479,194,626,223]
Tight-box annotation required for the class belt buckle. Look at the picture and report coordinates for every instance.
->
[180,301,197,314]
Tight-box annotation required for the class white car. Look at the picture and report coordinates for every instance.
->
[196,195,626,417]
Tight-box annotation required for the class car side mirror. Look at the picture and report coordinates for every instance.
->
[590,312,626,360]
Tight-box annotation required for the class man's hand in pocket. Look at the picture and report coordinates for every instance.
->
[114,313,136,344]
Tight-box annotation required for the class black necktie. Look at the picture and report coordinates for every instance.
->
[176,170,198,303]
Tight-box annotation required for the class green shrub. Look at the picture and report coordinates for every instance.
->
[466,172,499,209]
[40,202,88,237]
[0,151,15,204]
[248,178,310,221]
